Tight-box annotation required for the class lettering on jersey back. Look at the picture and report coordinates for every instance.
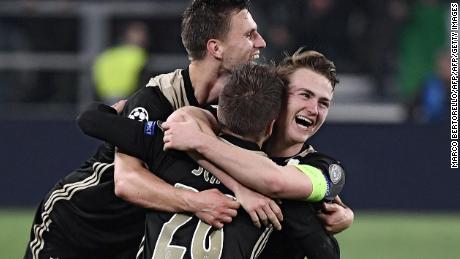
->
[191,166,221,185]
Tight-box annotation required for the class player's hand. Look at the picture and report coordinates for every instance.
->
[191,188,240,229]
[165,108,188,123]
[317,197,354,234]
[235,184,283,230]
[110,99,127,114]
[162,120,204,151]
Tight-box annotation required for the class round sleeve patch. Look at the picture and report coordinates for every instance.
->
[328,164,344,184]
[128,107,149,122]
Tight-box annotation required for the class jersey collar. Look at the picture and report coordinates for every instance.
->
[270,143,314,165]
[219,134,262,152]
[181,68,200,107]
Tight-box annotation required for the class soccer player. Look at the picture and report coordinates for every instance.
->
[79,51,347,259]
[113,0,351,236]
[162,49,352,259]
[24,1,269,258]
[79,63,288,258]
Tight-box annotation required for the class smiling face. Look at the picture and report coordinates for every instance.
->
[220,9,266,70]
[275,68,333,150]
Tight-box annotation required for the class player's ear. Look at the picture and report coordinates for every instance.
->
[207,39,223,59]
[264,119,276,138]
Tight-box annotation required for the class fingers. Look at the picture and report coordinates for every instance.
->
[223,206,238,218]
[269,200,283,222]
[163,134,172,150]
[220,215,233,224]
[322,202,340,212]
[255,208,269,227]
[263,207,281,230]
[195,208,235,229]
[111,99,127,113]
[249,211,262,229]
[224,208,238,218]
[225,199,240,210]
[334,195,343,205]
[317,212,328,222]
[264,202,283,230]
[161,121,171,130]
[317,204,353,234]
[210,220,224,229]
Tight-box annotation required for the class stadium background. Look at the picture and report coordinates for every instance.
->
[1,0,458,258]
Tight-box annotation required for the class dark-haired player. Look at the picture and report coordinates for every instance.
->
[79,63,287,258]
[80,50,348,259]
[162,49,351,259]
[24,1,269,258]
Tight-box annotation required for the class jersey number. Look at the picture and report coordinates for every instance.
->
[152,213,223,259]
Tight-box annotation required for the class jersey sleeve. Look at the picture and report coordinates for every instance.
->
[121,87,174,123]
[293,152,346,202]
[77,102,164,163]
[117,87,174,160]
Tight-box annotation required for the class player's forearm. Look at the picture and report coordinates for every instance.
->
[194,133,313,199]
[114,152,196,212]
[77,103,117,139]
[77,103,148,160]
[191,152,241,194]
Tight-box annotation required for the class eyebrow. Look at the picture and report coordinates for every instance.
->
[300,89,331,102]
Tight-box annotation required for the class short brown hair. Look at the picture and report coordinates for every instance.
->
[218,63,286,138]
[278,48,339,90]
[181,0,250,60]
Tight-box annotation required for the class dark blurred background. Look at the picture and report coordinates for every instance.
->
[0,0,457,211]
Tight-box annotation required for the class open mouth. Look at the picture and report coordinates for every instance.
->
[251,53,259,60]
[295,115,313,128]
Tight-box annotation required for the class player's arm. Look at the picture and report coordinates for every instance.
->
[113,144,238,228]
[77,99,239,228]
[163,122,332,201]
[113,152,237,228]
[318,196,354,234]
[165,107,284,229]
[77,102,151,161]
[164,106,220,134]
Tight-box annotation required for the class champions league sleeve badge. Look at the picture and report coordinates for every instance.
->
[328,164,344,184]
[128,107,149,122]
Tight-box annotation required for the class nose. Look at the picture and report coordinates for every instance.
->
[305,101,318,116]
[254,32,266,49]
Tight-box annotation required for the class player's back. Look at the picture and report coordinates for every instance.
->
[140,133,270,259]
[25,143,145,259]
[144,209,271,259]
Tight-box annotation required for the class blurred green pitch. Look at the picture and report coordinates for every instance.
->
[1,209,459,259]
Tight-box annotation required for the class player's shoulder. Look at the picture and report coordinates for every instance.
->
[127,86,168,104]
[296,151,344,179]
[123,86,174,121]
[290,145,339,165]
[146,69,182,90]
[300,151,340,165]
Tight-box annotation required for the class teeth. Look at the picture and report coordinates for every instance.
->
[252,54,259,60]
[295,115,312,127]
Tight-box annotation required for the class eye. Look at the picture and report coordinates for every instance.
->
[301,92,311,99]
[320,101,330,108]
[246,30,258,40]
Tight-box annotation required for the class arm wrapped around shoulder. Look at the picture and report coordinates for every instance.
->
[300,152,346,202]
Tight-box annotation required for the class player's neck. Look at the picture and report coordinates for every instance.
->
[265,136,303,158]
[221,128,264,149]
[189,60,230,106]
